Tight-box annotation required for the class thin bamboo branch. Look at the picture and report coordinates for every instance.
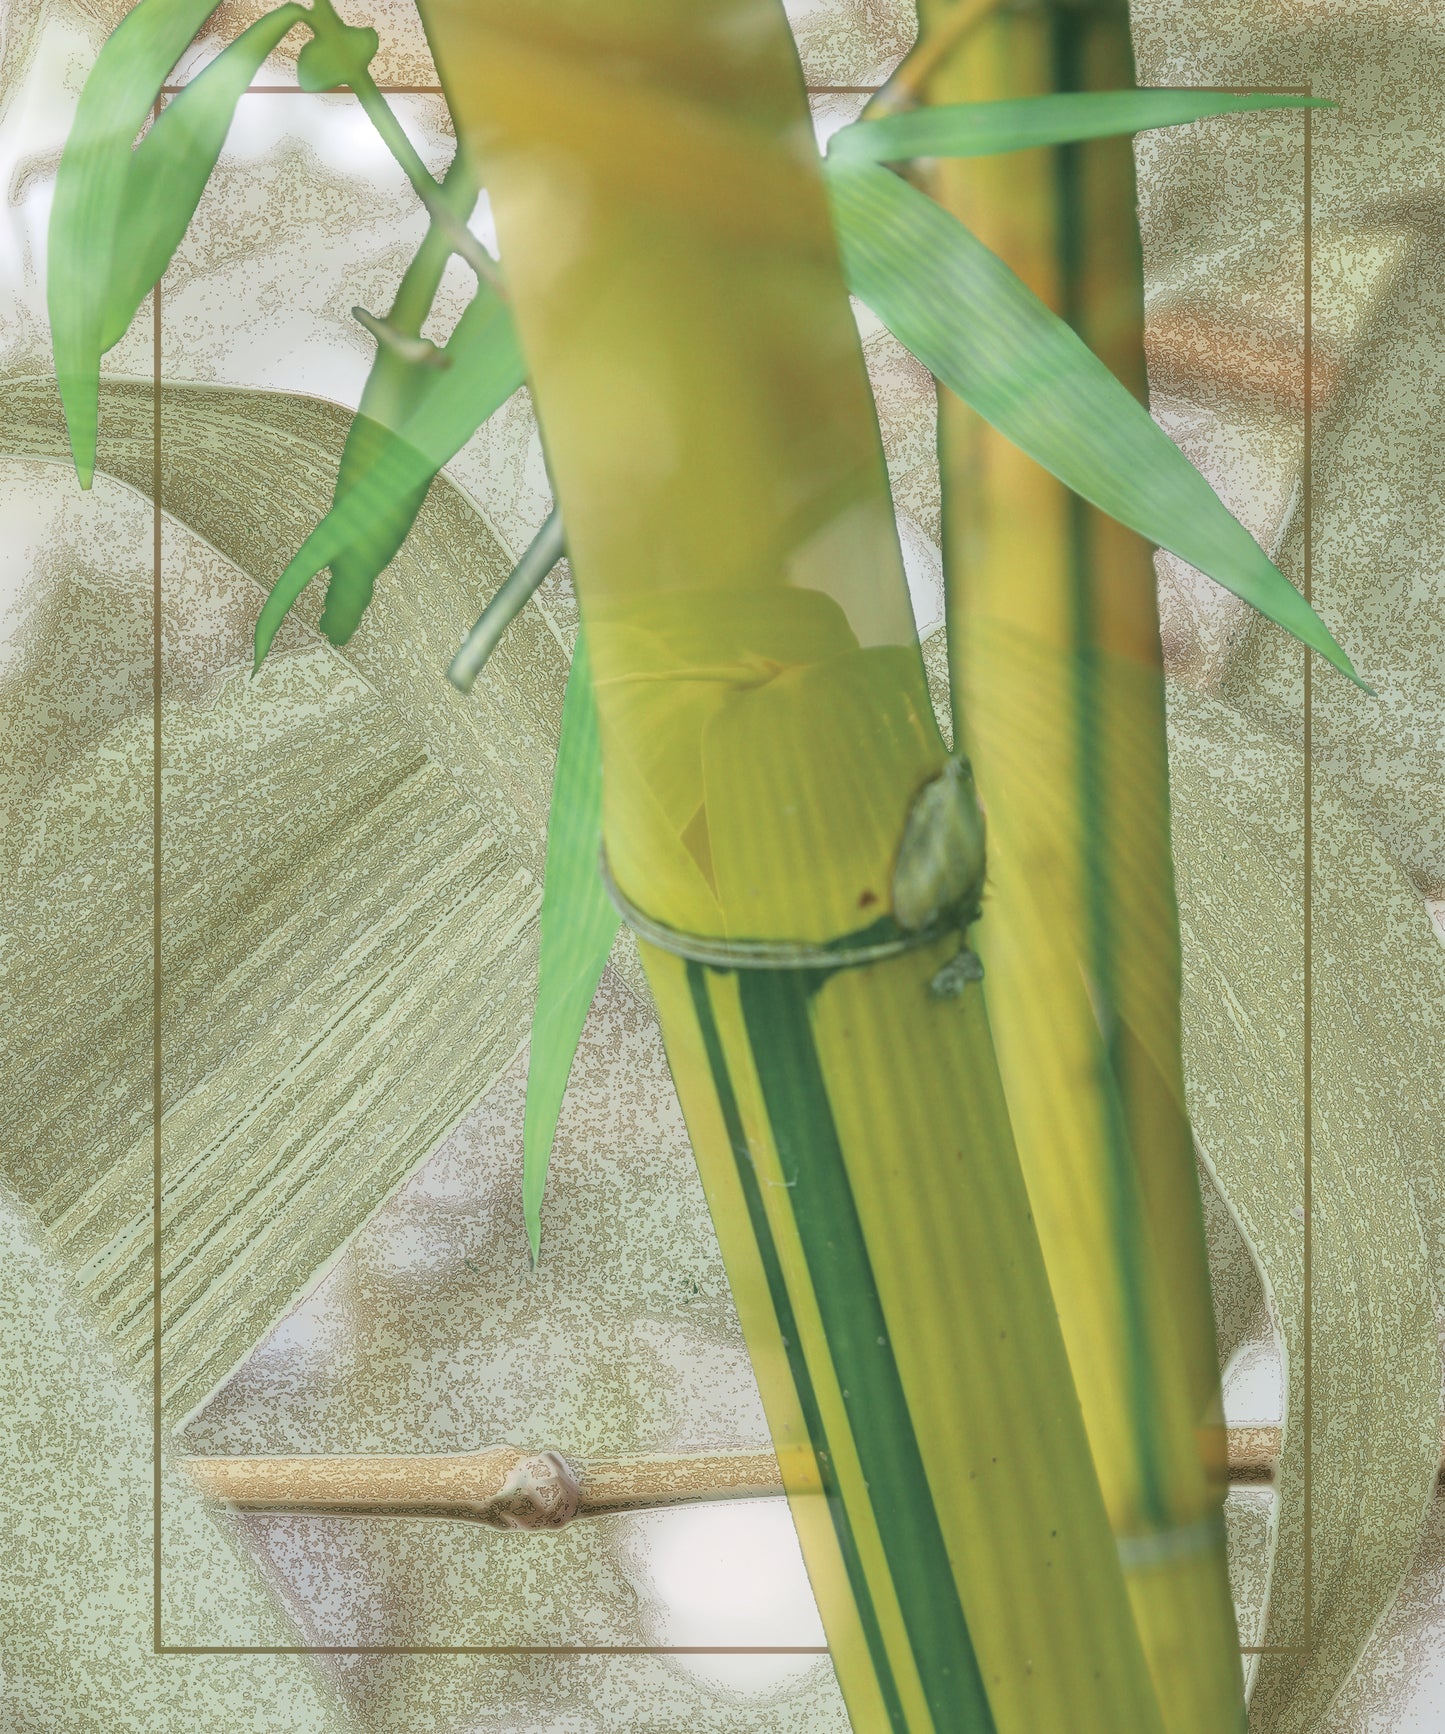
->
[303,0,504,292]
[183,1426,1375,1529]
[866,0,995,117]
[449,508,565,691]
[181,1446,787,1529]
[345,68,504,291]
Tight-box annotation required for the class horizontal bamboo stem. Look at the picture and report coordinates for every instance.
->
[182,1427,1360,1529]
[180,1446,787,1530]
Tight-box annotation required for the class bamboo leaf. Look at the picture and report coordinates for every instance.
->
[101,5,310,352]
[254,285,524,666]
[48,0,229,484]
[522,635,618,1264]
[827,157,1366,688]
[828,90,1328,165]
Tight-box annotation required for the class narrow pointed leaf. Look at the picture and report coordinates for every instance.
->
[828,89,1328,165]
[522,635,618,1262]
[253,284,523,667]
[828,157,1365,687]
[102,5,309,352]
[48,0,226,484]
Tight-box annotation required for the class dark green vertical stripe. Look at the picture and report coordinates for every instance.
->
[1052,3,1167,1525]
[685,963,911,1734]
[735,966,994,1733]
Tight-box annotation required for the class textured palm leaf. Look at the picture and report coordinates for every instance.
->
[0,377,567,1419]
[522,635,619,1262]
[0,1183,349,1723]
[827,89,1325,164]
[1169,684,1441,1732]
[826,155,1362,686]
[421,0,1169,1726]
[921,4,1242,1726]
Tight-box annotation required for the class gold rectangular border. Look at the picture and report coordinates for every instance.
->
[150,78,1314,1663]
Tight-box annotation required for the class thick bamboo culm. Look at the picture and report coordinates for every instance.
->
[181,1426,1327,1529]
[416,1,1168,1728]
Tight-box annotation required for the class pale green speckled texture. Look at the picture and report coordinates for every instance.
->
[5,0,1445,1726]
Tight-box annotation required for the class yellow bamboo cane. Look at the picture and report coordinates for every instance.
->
[919,1,1245,1726]
[416,0,1168,1727]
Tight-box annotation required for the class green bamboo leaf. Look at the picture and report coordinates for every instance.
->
[319,397,434,645]
[827,89,1329,165]
[827,158,1366,688]
[254,284,523,666]
[48,0,228,485]
[101,6,310,353]
[523,634,618,1264]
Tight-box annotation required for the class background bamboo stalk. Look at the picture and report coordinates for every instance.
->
[920,0,1244,1727]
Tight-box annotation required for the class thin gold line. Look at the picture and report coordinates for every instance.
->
[158,82,447,93]
[150,242,164,1651]
[1301,94,1314,1655]
[157,82,886,95]
[160,1645,832,1655]
[1204,79,1313,1660]
[157,71,1318,1664]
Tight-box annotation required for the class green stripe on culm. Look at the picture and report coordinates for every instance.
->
[1049,15,1167,1526]
[735,966,995,1733]
[685,963,911,1734]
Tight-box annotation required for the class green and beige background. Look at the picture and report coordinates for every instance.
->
[4,0,1445,1726]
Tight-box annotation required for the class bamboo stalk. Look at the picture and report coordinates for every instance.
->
[181,1426,1342,1529]
[415,1,1169,1727]
[919,1,1244,1727]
